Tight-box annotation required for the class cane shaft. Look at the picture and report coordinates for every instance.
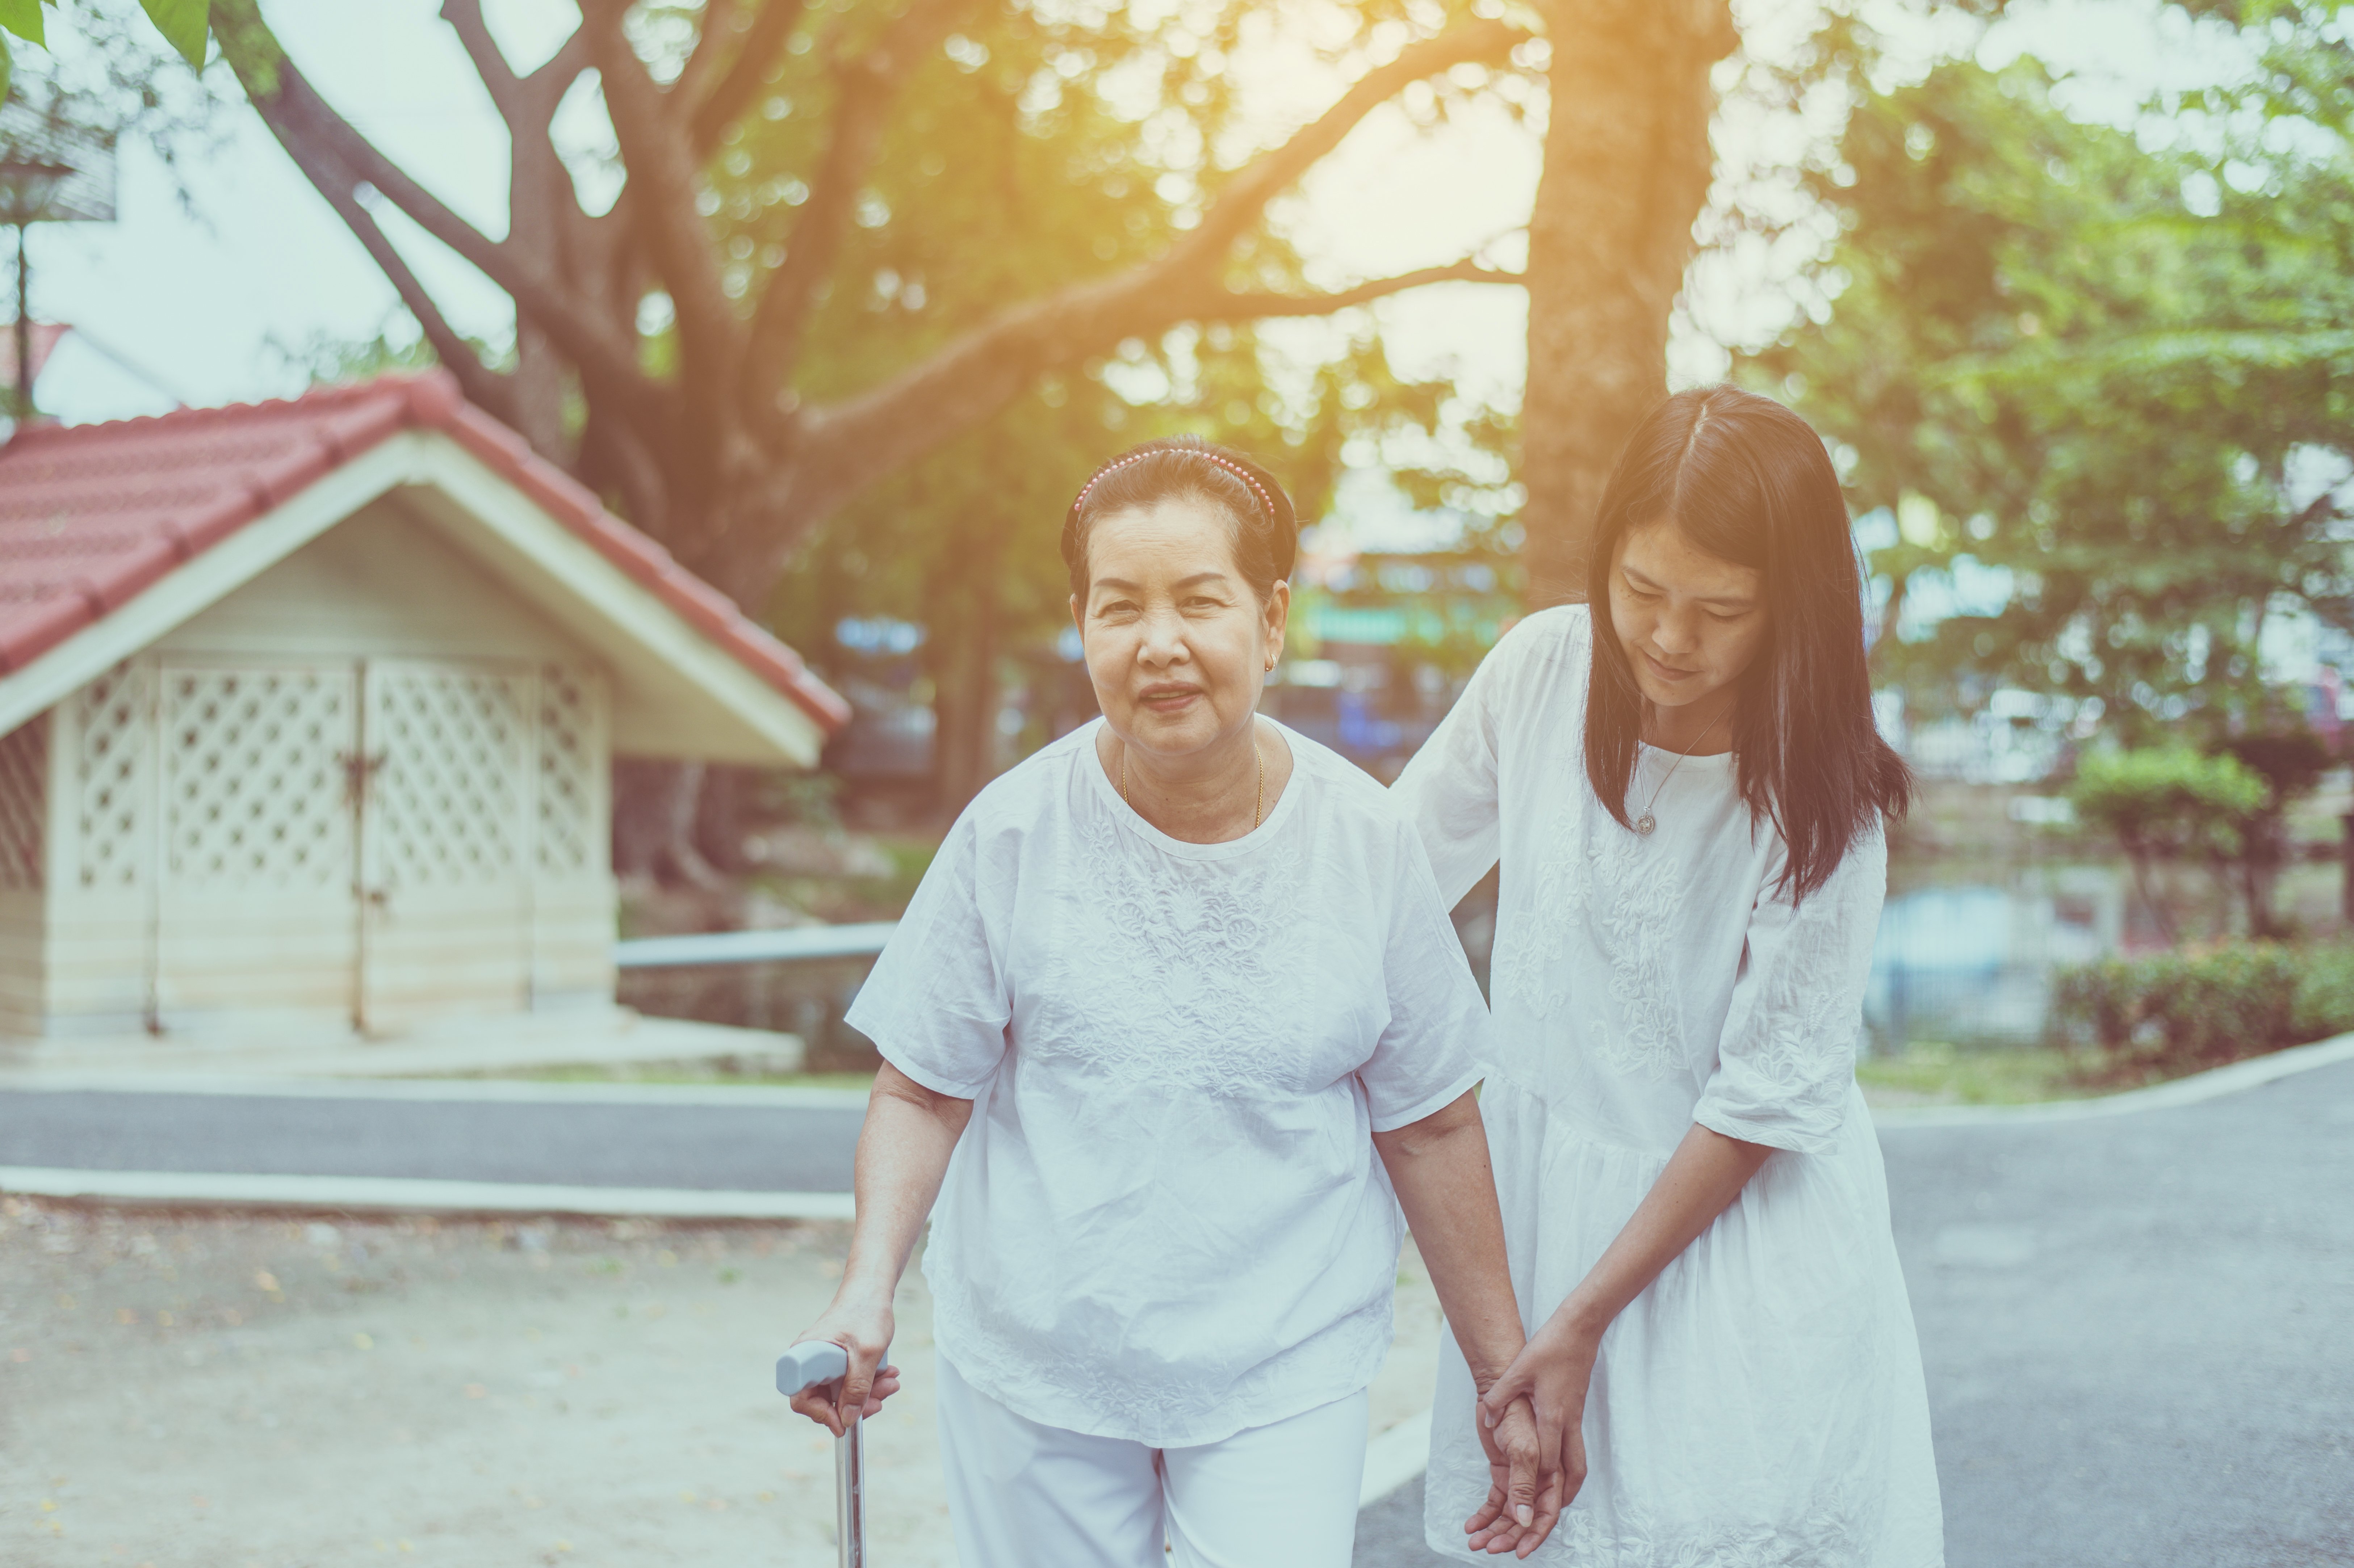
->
[837,1414,866,1568]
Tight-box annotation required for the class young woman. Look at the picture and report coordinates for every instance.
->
[1396,387,1944,1564]
[784,438,1561,1568]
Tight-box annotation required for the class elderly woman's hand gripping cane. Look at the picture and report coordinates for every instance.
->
[786,1063,971,1433]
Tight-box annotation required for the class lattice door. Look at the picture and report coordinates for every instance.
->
[153,663,362,1028]
[0,715,46,893]
[357,660,533,1030]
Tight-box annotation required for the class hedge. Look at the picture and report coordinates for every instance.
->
[2051,940,2354,1076]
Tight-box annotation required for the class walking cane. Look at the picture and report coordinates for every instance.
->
[776,1341,868,1567]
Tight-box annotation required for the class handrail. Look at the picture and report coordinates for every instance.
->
[613,921,898,970]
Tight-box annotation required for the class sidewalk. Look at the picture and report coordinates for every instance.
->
[0,1202,1445,1567]
[0,1013,805,1086]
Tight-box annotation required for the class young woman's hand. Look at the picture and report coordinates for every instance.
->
[1468,1315,1599,1550]
[785,1291,900,1437]
[1463,1393,1564,1556]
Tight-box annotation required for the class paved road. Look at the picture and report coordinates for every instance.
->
[11,1063,2351,1564]
[1353,1057,2354,1566]
[0,1088,865,1192]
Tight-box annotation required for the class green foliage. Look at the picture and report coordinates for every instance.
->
[2052,938,2354,1074]
[1747,10,2354,739]
[0,2,46,50]
[2287,942,2354,1040]
[741,2,1484,721]
[268,319,460,385]
[1853,1042,2091,1106]
[2067,747,2268,861]
[0,3,209,101]
[134,0,204,67]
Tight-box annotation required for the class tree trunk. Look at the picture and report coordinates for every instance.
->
[2125,845,2176,947]
[929,550,1004,822]
[2241,814,2286,938]
[612,758,729,891]
[692,764,762,876]
[1519,0,1733,606]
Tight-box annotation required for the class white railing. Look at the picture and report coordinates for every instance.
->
[613,922,898,970]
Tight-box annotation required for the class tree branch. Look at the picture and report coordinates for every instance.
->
[1171,20,1528,268]
[739,0,980,414]
[1201,261,1524,321]
[444,0,592,128]
[321,177,519,425]
[673,0,743,109]
[525,28,596,97]
[774,254,1521,576]
[211,0,672,440]
[439,0,531,129]
[580,0,744,451]
[690,0,813,153]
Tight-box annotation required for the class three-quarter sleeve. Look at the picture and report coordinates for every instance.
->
[1357,818,1493,1131]
[842,812,1010,1099]
[1693,825,1886,1155]
[1394,614,1540,907]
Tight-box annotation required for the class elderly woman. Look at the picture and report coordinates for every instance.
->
[787,438,1557,1567]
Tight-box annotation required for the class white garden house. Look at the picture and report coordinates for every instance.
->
[0,371,847,1047]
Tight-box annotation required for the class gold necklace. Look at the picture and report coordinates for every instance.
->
[1632,702,1730,838]
[1121,731,1264,832]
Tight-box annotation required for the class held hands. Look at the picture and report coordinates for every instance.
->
[1466,1393,1562,1557]
[785,1290,900,1437]
[1466,1317,1599,1556]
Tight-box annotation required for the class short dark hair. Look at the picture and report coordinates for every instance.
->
[1584,384,1912,902]
[1061,437,1298,601]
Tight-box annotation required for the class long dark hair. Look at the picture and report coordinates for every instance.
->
[1060,437,1298,601]
[1584,386,1910,901]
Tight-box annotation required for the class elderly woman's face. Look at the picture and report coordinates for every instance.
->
[1073,496,1288,761]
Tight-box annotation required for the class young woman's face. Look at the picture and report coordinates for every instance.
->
[1073,496,1288,760]
[1607,518,1770,713]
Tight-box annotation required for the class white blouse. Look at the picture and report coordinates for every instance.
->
[847,718,1488,1447]
[1395,606,1945,1567]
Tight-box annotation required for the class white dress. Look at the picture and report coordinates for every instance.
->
[1392,607,1944,1568]
[846,718,1488,1447]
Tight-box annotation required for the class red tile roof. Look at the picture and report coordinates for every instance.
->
[0,370,849,733]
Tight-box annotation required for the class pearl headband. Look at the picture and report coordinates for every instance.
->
[1071,447,1280,525]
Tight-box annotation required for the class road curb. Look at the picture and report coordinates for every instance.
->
[0,1074,874,1109]
[1871,1031,2354,1129]
[1361,1408,1433,1509]
[0,1166,854,1220]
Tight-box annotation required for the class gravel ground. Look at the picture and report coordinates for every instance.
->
[0,1201,950,1568]
[0,1199,1443,1568]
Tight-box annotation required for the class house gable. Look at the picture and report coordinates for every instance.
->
[158,493,600,668]
[0,373,847,764]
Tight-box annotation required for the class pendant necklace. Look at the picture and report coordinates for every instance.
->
[1121,731,1264,832]
[1632,702,1730,838]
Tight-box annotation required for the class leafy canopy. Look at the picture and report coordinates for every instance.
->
[0,0,204,100]
[1748,5,2354,742]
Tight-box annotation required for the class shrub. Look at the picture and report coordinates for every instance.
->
[2054,941,2295,1075]
[2053,939,2354,1079]
[2288,945,2354,1043]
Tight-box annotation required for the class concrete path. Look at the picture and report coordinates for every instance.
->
[11,1052,2352,1564]
[1352,1055,2354,1567]
[0,1084,864,1193]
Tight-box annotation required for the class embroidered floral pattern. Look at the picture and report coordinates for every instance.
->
[1578,794,1692,1083]
[1401,606,1940,1568]
[1025,799,1335,1094]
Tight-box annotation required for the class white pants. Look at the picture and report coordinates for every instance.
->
[935,1357,1369,1568]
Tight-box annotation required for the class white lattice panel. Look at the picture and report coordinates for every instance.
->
[536,665,600,878]
[75,663,152,891]
[366,664,528,888]
[161,665,357,891]
[0,714,45,892]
